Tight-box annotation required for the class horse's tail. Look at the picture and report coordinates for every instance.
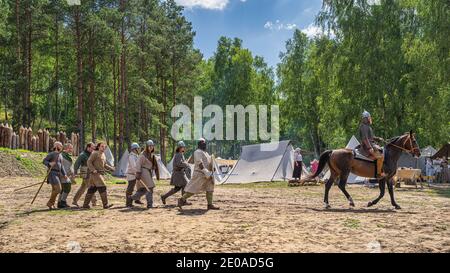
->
[309,150,333,179]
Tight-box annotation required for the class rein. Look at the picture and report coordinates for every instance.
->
[382,135,419,155]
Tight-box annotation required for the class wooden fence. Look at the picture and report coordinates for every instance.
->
[0,124,81,156]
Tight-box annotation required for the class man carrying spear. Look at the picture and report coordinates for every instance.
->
[42,141,67,210]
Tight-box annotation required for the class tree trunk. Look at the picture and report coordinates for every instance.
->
[74,6,84,153]
[118,0,126,159]
[112,56,118,162]
[15,0,22,125]
[89,30,96,143]
[26,4,32,127]
[54,12,59,133]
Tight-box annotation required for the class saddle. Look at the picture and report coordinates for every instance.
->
[352,145,383,162]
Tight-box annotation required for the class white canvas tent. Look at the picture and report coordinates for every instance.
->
[156,156,171,180]
[105,146,114,167]
[113,150,129,177]
[111,151,171,180]
[323,136,367,184]
[221,140,296,184]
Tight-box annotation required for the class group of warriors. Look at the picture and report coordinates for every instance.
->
[41,110,422,211]
[42,138,220,211]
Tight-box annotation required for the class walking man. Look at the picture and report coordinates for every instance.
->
[161,141,191,205]
[177,138,219,210]
[72,142,97,207]
[132,140,160,209]
[83,142,115,209]
[43,141,67,210]
[58,143,74,208]
[125,143,141,207]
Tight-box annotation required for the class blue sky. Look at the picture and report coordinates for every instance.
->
[177,0,324,68]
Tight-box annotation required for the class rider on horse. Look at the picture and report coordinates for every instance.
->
[358,110,385,178]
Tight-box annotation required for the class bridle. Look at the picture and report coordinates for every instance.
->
[385,134,420,155]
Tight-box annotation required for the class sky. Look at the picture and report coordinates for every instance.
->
[177,0,324,68]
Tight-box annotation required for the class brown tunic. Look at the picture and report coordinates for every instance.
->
[87,150,114,187]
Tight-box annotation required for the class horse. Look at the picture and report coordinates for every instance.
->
[309,131,421,210]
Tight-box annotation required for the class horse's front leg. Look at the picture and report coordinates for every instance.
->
[387,178,401,210]
[368,178,385,207]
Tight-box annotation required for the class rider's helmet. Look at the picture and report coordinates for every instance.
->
[130,143,140,150]
[362,110,371,119]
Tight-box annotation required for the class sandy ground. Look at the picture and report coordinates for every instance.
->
[0,177,449,253]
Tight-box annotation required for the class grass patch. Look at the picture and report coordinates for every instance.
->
[433,225,447,232]
[220,181,288,189]
[426,187,450,199]
[15,155,43,174]
[48,209,79,216]
[344,218,360,229]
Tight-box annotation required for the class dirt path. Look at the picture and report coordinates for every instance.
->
[0,177,449,253]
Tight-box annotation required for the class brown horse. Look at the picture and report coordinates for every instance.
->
[310,131,421,210]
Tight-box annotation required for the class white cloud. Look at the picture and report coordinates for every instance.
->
[264,20,297,31]
[301,24,335,39]
[175,0,230,10]
[301,24,322,38]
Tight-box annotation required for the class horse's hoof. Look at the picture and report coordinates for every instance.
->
[368,202,374,207]
[350,202,355,207]
[324,204,331,209]
[394,205,402,210]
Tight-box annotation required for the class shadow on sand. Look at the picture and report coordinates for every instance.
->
[177,208,208,216]
[307,207,417,214]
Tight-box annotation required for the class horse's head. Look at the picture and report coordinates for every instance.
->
[397,131,421,158]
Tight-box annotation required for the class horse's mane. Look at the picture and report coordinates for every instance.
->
[387,136,401,144]
[388,132,411,144]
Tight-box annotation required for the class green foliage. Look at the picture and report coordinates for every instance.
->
[277,0,449,157]
[0,0,447,161]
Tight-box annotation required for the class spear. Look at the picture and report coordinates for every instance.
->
[30,166,53,205]
[13,181,45,192]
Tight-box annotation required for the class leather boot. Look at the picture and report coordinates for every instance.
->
[177,198,186,209]
[82,193,94,209]
[207,204,220,210]
[91,195,97,207]
[100,192,113,209]
[47,189,59,209]
[126,194,133,207]
[376,159,386,178]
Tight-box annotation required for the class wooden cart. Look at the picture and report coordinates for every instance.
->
[394,168,423,188]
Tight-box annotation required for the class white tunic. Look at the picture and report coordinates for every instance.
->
[184,149,214,194]
[126,152,139,181]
